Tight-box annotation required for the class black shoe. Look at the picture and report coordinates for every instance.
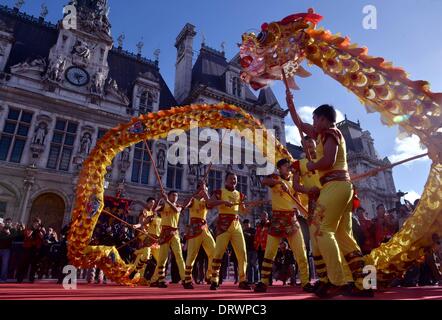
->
[312,280,321,292]
[210,282,219,291]
[149,281,159,287]
[314,281,342,299]
[183,282,194,290]
[254,282,268,293]
[302,283,316,293]
[345,286,375,298]
[158,282,168,288]
[238,281,252,290]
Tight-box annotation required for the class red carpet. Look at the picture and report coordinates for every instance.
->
[1,281,441,300]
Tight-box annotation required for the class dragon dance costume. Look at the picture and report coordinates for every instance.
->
[150,203,186,285]
[184,198,216,284]
[310,128,367,289]
[210,188,248,286]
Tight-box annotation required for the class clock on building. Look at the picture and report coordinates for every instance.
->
[65,66,90,86]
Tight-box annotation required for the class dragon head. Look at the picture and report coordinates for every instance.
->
[240,8,322,90]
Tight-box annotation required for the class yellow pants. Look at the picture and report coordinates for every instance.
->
[185,228,216,284]
[150,233,186,284]
[261,227,310,286]
[310,181,365,289]
[133,245,160,278]
[211,220,247,284]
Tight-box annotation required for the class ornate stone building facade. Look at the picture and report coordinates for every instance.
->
[337,116,398,218]
[0,2,286,230]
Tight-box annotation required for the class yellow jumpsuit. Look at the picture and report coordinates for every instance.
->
[210,188,248,285]
[184,198,216,284]
[150,203,186,284]
[260,174,310,286]
[295,158,353,284]
[311,129,366,289]
[133,209,161,280]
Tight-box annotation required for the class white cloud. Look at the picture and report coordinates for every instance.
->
[285,125,302,145]
[389,135,429,164]
[285,106,345,145]
[403,190,421,203]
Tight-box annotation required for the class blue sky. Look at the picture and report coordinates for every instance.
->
[3,0,441,202]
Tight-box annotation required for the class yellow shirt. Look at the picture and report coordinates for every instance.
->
[189,198,208,220]
[147,215,162,237]
[269,174,298,212]
[160,203,180,228]
[296,159,322,208]
[315,128,348,178]
[215,188,244,215]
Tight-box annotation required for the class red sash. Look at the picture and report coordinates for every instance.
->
[216,214,239,236]
[186,217,207,240]
[158,226,178,245]
[268,210,299,238]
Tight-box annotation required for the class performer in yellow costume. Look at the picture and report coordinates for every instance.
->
[293,104,374,298]
[254,159,314,293]
[183,182,216,289]
[132,197,161,285]
[207,172,251,291]
[292,137,354,291]
[150,190,187,288]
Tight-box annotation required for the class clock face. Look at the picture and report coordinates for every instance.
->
[65,66,90,86]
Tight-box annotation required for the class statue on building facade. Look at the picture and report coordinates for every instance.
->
[47,55,66,82]
[157,149,166,171]
[72,39,92,65]
[91,70,105,95]
[32,122,48,145]
[79,132,92,155]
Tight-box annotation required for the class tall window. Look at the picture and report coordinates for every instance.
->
[208,170,222,194]
[237,175,248,197]
[167,163,183,190]
[131,142,151,185]
[139,91,154,114]
[232,77,242,97]
[0,201,6,218]
[0,108,33,163]
[97,128,108,142]
[47,119,78,171]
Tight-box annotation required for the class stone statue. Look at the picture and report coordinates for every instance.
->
[79,132,92,155]
[117,34,125,48]
[250,169,261,188]
[157,149,166,170]
[32,122,48,145]
[47,55,66,82]
[72,39,91,62]
[121,148,130,162]
[91,71,105,95]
